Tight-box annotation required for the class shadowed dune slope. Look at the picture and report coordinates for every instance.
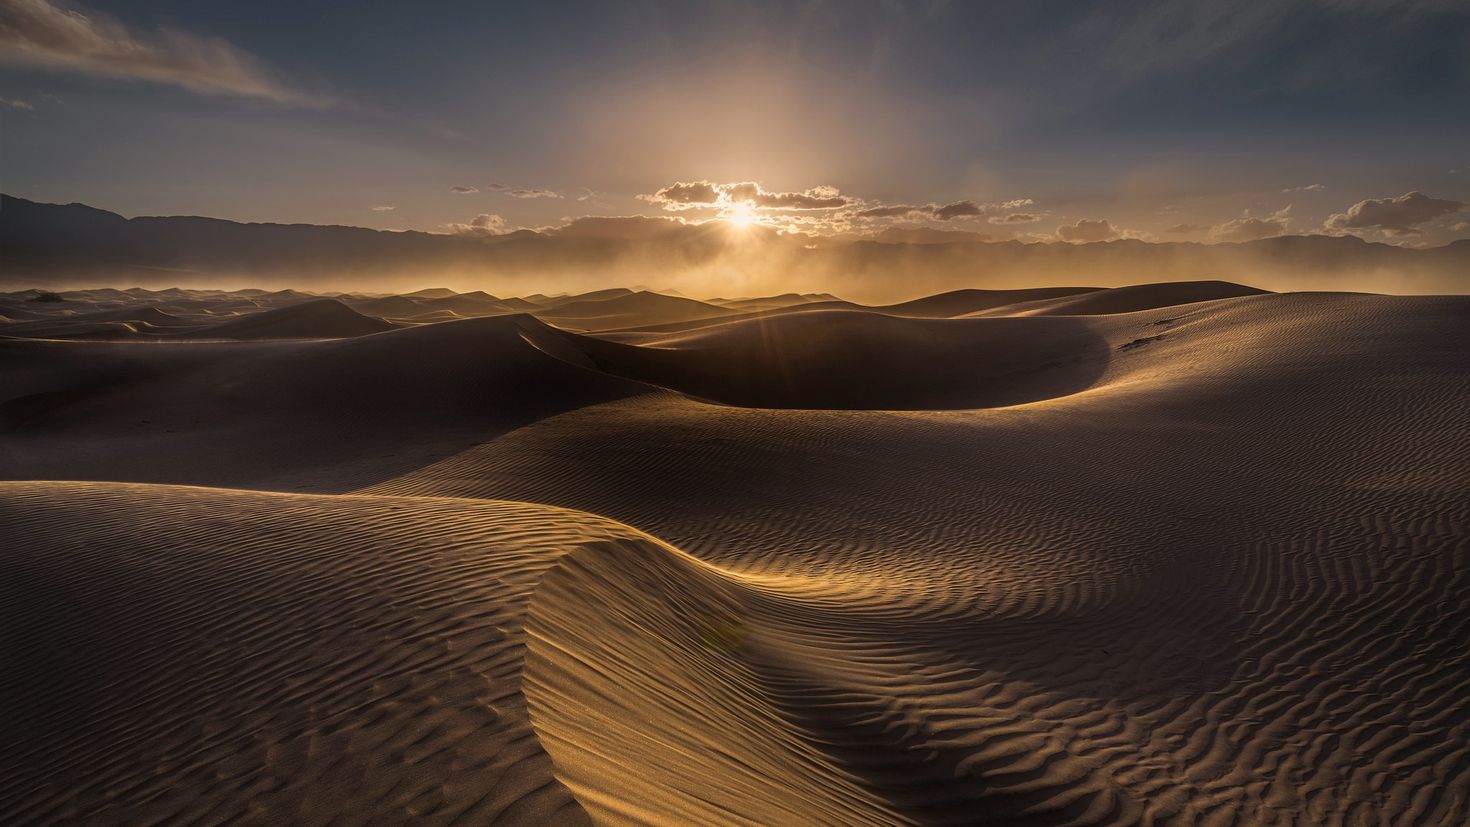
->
[0,315,655,489]
[533,290,738,330]
[558,309,1111,409]
[969,280,1269,317]
[196,298,399,339]
[584,286,1108,342]
[872,286,1102,317]
[51,304,195,326]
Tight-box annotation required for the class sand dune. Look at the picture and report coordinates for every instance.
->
[866,286,1102,317]
[3,284,1469,825]
[559,309,1110,409]
[0,314,653,489]
[968,280,1270,317]
[197,298,400,339]
[0,481,649,826]
[533,290,737,330]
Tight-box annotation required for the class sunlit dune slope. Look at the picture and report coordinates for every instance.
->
[0,482,654,826]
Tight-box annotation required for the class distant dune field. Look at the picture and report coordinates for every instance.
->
[3,282,1469,826]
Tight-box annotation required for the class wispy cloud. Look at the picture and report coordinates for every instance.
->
[449,185,479,194]
[988,212,1042,225]
[488,183,561,199]
[370,205,395,212]
[0,0,328,105]
[0,94,32,109]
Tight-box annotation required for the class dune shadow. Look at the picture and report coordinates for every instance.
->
[553,310,1112,410]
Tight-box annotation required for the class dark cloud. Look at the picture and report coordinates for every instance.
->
[643,181,722,208]
[1165,223,1208,233]
[0,0,323,104]
[931,200,985,221]
[1056,218,1120,243]
[449,186,479,194]
[858,201,993,221]
[1325,191,1468,236]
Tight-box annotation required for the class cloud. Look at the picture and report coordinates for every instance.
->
[0,95,32,109]
[488,183,561,199]
[989,212,1042,225]
[1211,206,1291,242]
[854,204,925,218]
[642,181,721,208]
[0,0,324,105]
[449,186,479,194]
[370,205,395,212]
[641,180,853,212]
[931,200,985,221]
[729,182,850,210]
[444,213,505,236]
[1165,223,1208,234]
[858,201,993,223]
[1325,191,1468,236]
[1055,218,1120,243]
[1282,184,1325,193]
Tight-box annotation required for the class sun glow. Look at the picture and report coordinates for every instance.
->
[724,202,756,228]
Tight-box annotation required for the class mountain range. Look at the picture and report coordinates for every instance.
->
[3,194,1466,300]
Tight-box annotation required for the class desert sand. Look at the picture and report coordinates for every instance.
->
[3,282,1469,825]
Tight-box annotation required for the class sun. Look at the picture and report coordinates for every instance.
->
[724,202,756,228]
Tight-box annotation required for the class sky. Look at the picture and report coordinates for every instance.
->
[1,0,1468,247]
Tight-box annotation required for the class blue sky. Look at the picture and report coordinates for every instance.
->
[2,0,1467,244]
